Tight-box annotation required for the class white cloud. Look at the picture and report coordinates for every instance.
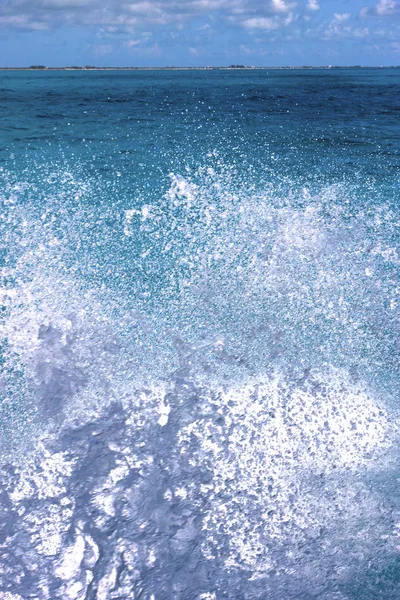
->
[284,12,294,25]
[0,0,395,47]
[270,0,295,14]
[243,17,281,30]
[0,0,301,33]
[127,2,164,18]
[324,12,352,39]
[352,27,370,37]
[333,12,351,22]
[376,0,400,14]
[41,0,95,7]
[0,14,48,30]
[322,12,376,41]
[360,0,400,17]
[306,0,319,11]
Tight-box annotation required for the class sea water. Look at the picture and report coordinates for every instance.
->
[0,68,399,599]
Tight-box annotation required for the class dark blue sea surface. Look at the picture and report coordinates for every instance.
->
[0,68,399,599]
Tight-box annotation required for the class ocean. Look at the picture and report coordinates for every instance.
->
[0,68,399,599]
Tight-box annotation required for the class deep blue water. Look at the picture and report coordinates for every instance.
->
[0,69,399,599]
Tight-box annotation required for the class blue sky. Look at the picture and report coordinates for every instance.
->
[0,0,399,66]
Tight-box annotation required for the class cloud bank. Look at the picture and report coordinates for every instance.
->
[1,0,309,32]
[0,0,399,66]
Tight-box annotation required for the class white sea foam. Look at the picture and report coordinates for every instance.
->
[177,369,396,573]
[0,367,397,598]
[0,163,399,597]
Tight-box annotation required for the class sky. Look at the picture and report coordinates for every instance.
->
[0,0,399,67]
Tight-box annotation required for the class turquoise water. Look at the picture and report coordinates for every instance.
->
[0,69,399,599]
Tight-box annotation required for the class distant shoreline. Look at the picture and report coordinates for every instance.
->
[0,65,399,71]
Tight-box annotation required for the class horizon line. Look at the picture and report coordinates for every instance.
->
[1,65,400,71]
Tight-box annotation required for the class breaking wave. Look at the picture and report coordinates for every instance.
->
[0,158,399,599]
